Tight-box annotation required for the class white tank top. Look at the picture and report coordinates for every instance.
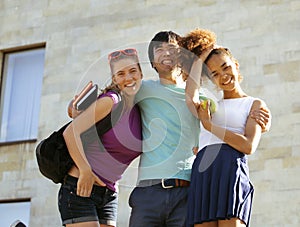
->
[199,96,256,150]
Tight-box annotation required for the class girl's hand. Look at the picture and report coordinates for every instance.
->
[199,45,215,62]
[198,100,212,131]
[76,169,106,197]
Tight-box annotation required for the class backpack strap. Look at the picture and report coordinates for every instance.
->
[80,92,124,148]
[97,94,124,136]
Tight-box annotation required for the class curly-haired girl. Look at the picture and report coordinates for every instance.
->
[186,45,271,227]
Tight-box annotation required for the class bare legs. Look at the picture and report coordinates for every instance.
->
[194,221,218,227]
[66,222,114,227]
[194,218,246,227]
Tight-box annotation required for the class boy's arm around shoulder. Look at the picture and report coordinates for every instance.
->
[250,100,272,133]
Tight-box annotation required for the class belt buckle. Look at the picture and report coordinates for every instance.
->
[161,179,174,189]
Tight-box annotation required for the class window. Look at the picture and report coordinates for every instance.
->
[0,48,45,143]
[0,200,30,226]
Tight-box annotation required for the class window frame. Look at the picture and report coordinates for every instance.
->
[0,198,31,226]
[0,43,46,145]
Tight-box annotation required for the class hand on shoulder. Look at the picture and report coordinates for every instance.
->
[250,99,271,132]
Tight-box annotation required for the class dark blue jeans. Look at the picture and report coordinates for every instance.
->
[129,184,189,227]
[58,175,118,226]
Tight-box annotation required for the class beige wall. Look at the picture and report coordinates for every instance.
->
[0,0,299,226]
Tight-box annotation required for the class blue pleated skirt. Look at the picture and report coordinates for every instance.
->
[187,143,254,227]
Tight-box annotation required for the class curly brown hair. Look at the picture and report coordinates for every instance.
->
[178,28,216,77]
[181,28,216,57]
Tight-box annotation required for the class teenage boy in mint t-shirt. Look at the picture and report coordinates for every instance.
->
[129,31,204,227]
[136,79,200,181]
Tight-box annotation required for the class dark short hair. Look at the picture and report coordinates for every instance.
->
[148,31,181,68]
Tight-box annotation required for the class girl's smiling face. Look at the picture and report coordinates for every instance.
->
[111,58,142,96]
[206,53,240,92]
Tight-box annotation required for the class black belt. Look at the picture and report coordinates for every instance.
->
[138,179,190,188]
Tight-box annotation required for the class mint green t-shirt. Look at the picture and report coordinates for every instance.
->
[135,79,201,182]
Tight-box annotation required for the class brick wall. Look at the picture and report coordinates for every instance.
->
[0,0,299,226]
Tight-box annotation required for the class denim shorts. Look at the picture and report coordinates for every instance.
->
[58,175,118,226]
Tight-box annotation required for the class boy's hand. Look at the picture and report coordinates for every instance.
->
[250,107,272,132]
[67,95,82,118]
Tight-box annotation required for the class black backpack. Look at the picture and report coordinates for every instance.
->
[35,97,124,184]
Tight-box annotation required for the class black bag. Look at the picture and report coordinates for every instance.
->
[35,97,124,184]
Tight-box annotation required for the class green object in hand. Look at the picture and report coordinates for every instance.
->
[199,96,217,113]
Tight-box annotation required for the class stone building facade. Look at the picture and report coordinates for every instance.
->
[0,0,299,226]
